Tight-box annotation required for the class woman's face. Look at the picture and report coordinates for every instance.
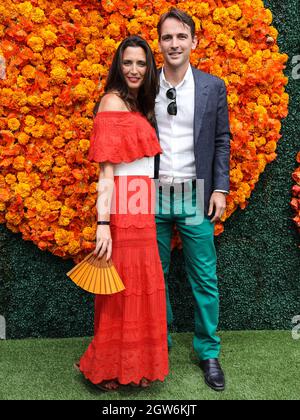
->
[121,46,147,94]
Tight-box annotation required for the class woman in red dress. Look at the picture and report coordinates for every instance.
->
[77,36,168,390]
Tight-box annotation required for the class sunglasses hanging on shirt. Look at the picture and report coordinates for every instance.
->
[166,88,177,116]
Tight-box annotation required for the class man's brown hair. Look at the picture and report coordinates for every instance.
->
[157,8,196,39]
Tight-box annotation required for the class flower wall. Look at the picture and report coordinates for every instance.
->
[0,0,289,262]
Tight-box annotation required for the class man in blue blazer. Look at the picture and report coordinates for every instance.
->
[155,8,230,392]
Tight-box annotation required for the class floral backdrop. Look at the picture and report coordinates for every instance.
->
[0,0,289,262]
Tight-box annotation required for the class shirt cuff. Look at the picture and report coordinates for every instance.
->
[214,189,229,195]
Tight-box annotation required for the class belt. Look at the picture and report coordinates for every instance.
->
[159,176,196,185]
[158,178,196,192]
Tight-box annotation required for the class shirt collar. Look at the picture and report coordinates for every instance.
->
[160,64,193,89]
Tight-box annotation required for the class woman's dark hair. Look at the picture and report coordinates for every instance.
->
[157,8,196,39]
[103,35,158,126]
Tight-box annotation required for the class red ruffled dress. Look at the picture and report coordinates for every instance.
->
[79,111,169,385]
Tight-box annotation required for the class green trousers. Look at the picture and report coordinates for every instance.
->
[155,181,220,361]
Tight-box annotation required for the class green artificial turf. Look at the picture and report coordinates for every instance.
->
[0,331,299,400]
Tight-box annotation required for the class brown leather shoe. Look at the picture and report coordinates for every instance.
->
[200,359,225,392]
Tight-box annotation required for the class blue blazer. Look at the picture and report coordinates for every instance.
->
[155,66,231,215]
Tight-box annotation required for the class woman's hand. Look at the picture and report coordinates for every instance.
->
[94,225,112,261]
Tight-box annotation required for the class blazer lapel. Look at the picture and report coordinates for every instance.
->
[192,67,209,146]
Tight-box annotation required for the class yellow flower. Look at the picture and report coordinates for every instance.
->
[5,212,22,226]
[16,76,27,88]
[58,216,71,226]
[50,66,68,84]
[211,64,223,78]
[55,228,71,246]
[27,95,41,107]
[5,174,17,185]
[127,20,141,34]
[53,136,65,148]
[257,154,267,173]
[195,2,210,17]
[31,125,44,138]
[41,29,58,46]
[216,34,229,47]
[20,106,30,114]
[213,7,229,24]
[55,156,66,167]
[257,94,271,107]
[13,156,25,170]
[77,60,93,77]
[228,5,242,20]
[68,241,81,255]
[40,91,53,107]
[248,55,262,69]
[23,197,36,210]
[82,227,95,241]
[29,173,41,188]
[53,165,70,176]
[254,136,266,147]
[271,93,281,104]
[227,93,239,107]
[25,115,36,127]
[265,141,277,153]
[72,83,89,101]
[17,132,30,145]
[64,130,74,140]
[69,8,82,22]
[54,47,70,61]
[32,189,46,200]
[8,118,20,131]
[36,157,54,173]
[31,7,46,23]
[36,200,50,215]
[61,205,75,219]
[280,92,289,104]
[85,43,97,55]
[49,201,62,210]
[107,22,121,37]
[102,38,117,54]
[79,139,90,152]
[225,39,236,53]
[230,167,244,184]
[17,1,33,19]
[27,36,45,53]
[15,182,31,198]
[264,9,273,25]
[262,49,272,59]
[268,27,278,40]
[13,91,27,106]
[17,172,30,183]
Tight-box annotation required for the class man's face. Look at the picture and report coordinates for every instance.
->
[159,18,197,69]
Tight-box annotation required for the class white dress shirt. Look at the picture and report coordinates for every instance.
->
[155,65,227,194]
[155,65,196,183]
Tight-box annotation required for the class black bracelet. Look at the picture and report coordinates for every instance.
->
[97,221,110,225]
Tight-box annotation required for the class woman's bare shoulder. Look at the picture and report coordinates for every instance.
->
[98,92,128,112]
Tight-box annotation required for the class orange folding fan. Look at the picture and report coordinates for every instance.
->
[67,252,125,295]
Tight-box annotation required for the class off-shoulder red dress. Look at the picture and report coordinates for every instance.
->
[79,111,169,385]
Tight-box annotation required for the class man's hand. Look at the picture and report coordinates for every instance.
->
[208,192,227,223]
